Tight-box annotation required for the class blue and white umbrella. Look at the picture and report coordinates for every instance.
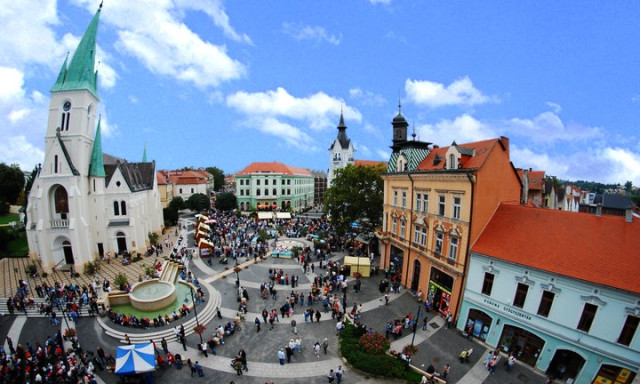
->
[115,343,156,375]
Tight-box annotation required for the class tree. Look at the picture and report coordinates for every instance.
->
[625,181,633,193]
[168,196,186,211]
[205,167,225,192]
[163,207,179,225]
[0,163,25,208]
[324,163,385,235]
[186,193,210,212]
[215,192,237,211]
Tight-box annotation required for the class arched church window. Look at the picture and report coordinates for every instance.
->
[113,201,120,216]
[54,155,58,173]
[87,104,92,133]
[61,101,71,131]
[121,201,127,215]
[54,186,69,219]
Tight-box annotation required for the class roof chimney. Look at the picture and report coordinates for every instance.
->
[626,205,633,223]
[596,203,602,217]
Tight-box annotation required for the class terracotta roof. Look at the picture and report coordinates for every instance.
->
[355,160,386,167]
[163,170,209,185]
[156,172,168,185]
[417,138,499,171]
[517,169,546,191]
[472,202,640,294]
[237,162,311,176]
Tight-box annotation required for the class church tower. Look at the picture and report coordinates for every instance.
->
[26,5,103,271]
[391,101,408,153]
[328,111,355,186]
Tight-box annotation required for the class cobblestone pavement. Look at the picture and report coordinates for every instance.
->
[1,214,553,384]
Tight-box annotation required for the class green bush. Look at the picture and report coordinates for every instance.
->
[339,323,422,382]
[24,264,37,276]
[83,261,100,275]
[148,231,160,246]
[114,273,128,289]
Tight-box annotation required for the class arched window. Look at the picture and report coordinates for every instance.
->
[256,189,261,196]
[273,188,277,196]
[113,201,120,216]
[264,188,268,196]
[54,186,69,219]
[449,154,456,169]
[121,201,127,215]
[61,101,71,131]
[54,155,58,173]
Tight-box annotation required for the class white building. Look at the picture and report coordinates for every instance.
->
[26,6,163,272]
[328,112,355,186]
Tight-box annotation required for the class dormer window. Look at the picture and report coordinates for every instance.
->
[449,154,456,169]
[397,155,408,172]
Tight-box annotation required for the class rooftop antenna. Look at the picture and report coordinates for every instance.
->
[412,121,416,140]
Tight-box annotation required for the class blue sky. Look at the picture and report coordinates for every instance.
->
[1,0,639,185]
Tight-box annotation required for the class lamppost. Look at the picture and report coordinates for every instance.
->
[410,304,422,349]
[189,286,204,344]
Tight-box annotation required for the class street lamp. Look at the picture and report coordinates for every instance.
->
[410,304,422,349]
[189,286,204,344]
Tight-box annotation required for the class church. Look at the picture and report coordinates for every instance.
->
[327,111,355,186]
[26,6,163,272]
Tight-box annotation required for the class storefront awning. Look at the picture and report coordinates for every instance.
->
[198,238,214,249]
[257,212,273,220]
[275,212,292,219]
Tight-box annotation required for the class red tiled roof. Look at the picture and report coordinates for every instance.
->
[156,172,168,185]
[516,170,546,191]
[163,170,208,185]
[417,138,500,171]
[472,202,640,294]
[237,162,311,176]
[355,160,387,167]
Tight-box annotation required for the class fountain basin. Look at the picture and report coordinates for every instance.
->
[129,280,176,311]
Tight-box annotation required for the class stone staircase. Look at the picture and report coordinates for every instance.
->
[0,297,93,318]
[98,284,222,344]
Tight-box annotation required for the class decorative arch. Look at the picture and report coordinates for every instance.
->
[53,236,74,265]
[547,349,586,382]
[116,231,127,254]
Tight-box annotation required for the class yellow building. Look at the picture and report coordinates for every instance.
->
[378,109,521,320]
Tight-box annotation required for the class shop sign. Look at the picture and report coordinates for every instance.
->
[483,298,532,321]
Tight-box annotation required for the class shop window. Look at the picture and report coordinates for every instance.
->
[577,303,598,332]
[537,290,555,317]
[617,315,639,346]
[481,273,494,296]
[438,195,446,216]
[513,283,529,308]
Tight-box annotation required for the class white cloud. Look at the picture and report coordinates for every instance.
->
[506,111,601,144]
[405,77,495,108]
[97,112,118,138]
[376,149,390,160]
[600,147,640,185]
[0,136,45,171]
[416,114,496,146]
[354,142,371,157]
[282,22,341,45]
[72,0,246,88]
[174,0,252,44]
[257,117,319,151]
[226,87,361,129]
[369,0,391,4]
[545,101,562,114]
[349,88,386,106]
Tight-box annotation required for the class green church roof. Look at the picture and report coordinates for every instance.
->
[89,116,106,177]
[51,6,101,98]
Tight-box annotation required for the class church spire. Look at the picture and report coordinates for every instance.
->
[51,5,101,98]
[142,143,147,162]
[89,116,106,177]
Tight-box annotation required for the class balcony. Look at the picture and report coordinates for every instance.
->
[50,219,69,228]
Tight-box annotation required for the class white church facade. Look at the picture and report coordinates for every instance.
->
[26,6,163,272]
[327,112,355,186]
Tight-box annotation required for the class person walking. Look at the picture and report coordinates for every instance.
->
[238,349,248,371]
[200,341,208,357]
[384,292,389,305]
[255,317,261,332]
[187,358,195,377]
[422,316,428,331]
[285,344,293,363]
[194,361,204,377]
[322,338,329,355]
[277,349,285,365]
[327,369,335,383]
[314,342,321,358]
[233,357,243,375]
[315,309,321,322]
[335,365,345,384]
[161,338,169,354]
[506,352,516,372]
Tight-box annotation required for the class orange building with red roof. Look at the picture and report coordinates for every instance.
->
[379,135,521,319]
[458,202,640,383]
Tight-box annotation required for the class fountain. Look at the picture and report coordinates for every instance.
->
[129,280,177,311]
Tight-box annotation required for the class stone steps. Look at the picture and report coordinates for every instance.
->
[0,297,93,318]
[99,285,221,344]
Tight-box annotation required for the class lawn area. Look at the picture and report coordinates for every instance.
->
[6,231,29,256]
[0,213,19,225]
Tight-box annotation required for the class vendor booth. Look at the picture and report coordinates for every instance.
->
[343,256,371,277]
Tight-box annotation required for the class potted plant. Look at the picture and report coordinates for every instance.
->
[63,328,76,339]
[193,324,206,335]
